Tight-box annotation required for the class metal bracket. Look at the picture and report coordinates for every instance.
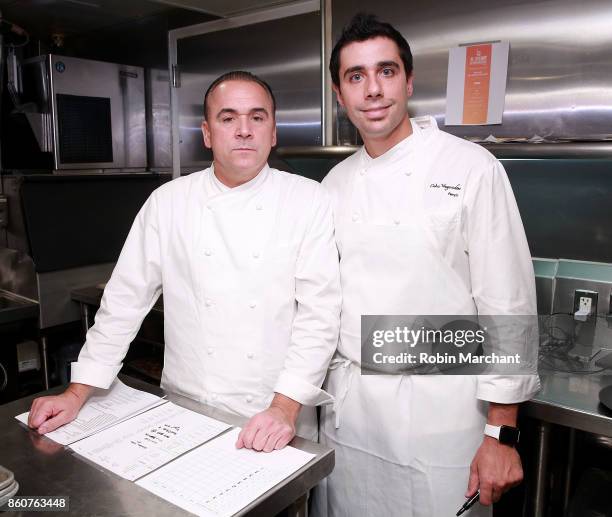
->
[171,64,180,88]
[0,195,8,229]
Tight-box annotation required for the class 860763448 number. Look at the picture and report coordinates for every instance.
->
[2,496,69,512]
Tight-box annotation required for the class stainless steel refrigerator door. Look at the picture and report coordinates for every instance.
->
[169,1,322,175]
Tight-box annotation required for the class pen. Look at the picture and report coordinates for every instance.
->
[456,490,480,516]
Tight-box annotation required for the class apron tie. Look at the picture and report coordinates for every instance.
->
[328,356,357,429]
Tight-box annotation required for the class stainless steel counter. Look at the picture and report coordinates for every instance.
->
[0,291,38,326]
[0,376,334,516]
[526,369,612,437]
[524,368,612,517]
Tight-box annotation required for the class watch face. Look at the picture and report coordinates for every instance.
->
[499,426,520,445]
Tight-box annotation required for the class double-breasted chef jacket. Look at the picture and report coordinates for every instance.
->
[313,116,540,517]
[71,164,341,439]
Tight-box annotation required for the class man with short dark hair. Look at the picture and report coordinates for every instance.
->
[28,71,341,452]
[314,13,539,516]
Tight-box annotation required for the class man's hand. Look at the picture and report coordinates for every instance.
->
[465,402,523,506]
[236,393,301,452]
[28,383,94,434]
[466,436,523,505]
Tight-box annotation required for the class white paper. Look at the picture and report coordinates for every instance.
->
[136,428,315,517]
[16,380,165,445]
[445,41,510,125]
[69,402,232,481]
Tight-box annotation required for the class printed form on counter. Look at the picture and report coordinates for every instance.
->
[136,428,315,517]
[70,401,231,480]
[15,379,166,445]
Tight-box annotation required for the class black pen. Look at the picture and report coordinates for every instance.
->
[456,490,480,516]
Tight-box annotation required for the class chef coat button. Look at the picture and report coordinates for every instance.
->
[204,249,212,256]
[246,352,254,359]
[207,347,213,355]
[252,251,260,259]
[206,204,212,210]
[394,219,401,225]
[211,393,217,401]
[245,395,253,403]
[352,213,359,222]
[205,299,212,307]
[405,171,412,176]
[249,301,257,308]
[360,169,365,176]
[256,204,263,210]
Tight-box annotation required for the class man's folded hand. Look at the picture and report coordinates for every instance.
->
[236,393,301,452]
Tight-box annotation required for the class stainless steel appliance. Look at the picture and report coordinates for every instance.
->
[20,54,146,171]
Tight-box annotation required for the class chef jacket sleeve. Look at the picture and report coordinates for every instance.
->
[274,186,341,406]
[462,157,540,404]
[70,193,163,388]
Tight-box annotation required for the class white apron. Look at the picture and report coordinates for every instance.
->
[314,124,490,517]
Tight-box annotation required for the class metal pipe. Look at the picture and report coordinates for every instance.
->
[532,421,551,517]
[276,142,612,160]
[320,0,332,146]
[562,428,576,516]
[168,32,180,180]
[40,335,50,390]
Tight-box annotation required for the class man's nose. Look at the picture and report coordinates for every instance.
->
[236,116,253,138]
[365,75,383,98]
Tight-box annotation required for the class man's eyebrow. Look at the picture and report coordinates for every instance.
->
[343,65,365,79]
[216,108,238,119]
[343,60,401,79]
[377,60,400,69]
[215,107,270,118]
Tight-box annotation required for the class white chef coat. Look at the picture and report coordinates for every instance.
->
[71,164,341,439]
[313,117,540,516]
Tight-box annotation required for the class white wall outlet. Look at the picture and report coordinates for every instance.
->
[579,296,592,313]
[573,289,598,321]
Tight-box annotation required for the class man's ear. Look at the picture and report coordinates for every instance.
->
[332,83,346,108]
[271,124,277,147]
[406,74,414,98]
[202,120,212,148]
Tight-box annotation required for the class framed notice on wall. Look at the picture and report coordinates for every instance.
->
[445,41,509,126]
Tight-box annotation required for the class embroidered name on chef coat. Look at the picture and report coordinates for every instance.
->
[429,183,462,197]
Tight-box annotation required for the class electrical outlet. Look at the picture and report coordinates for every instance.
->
[573,289,598,320]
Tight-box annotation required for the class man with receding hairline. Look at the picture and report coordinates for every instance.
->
[28,71,341,453]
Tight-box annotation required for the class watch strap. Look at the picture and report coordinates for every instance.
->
[484,424,520,445]
[484,423,501,440]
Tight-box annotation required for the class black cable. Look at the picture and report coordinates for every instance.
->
[537,313,611,375]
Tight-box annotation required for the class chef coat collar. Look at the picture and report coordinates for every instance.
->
[208,162,271,194]
[360,116,437,167]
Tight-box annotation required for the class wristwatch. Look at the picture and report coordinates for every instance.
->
[484,424,520,446]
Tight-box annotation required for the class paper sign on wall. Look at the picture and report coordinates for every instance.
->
[445,41,509,125]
